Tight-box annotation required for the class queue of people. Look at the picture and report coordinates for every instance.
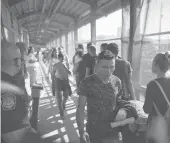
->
[1,38,170,143]
[72,42,170,143]
[47,46,72,119]
[1,40,49,143]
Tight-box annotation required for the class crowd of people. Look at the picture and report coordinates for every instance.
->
[1,38,170,143]
[45,42,170,143]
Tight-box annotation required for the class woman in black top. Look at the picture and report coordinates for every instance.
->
[143,51,170,143]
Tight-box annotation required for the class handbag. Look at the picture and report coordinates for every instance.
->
[147,80,170,142]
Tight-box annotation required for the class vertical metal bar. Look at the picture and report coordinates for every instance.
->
[128,0,136,64]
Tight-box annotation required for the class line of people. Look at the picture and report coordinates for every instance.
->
[2,39,169,143]
[47,46,72,119]
[72,42,170,143]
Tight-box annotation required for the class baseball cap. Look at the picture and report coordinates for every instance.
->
[1,40,21,61]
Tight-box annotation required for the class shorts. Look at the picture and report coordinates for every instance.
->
[55,78,72,95]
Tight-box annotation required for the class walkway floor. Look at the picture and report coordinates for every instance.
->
[37,61,83,143]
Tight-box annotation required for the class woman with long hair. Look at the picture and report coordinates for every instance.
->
[27,46,38,86]
[143,51,170,143]
[48,48,58,96]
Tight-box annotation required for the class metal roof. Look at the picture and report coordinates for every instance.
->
[8,0,123,45]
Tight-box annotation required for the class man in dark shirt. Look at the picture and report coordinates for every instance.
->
[107,43,136,100]
[76,50,122,143]
[79,43,96,81]
[1,41,32,143]
[73,44,84,66]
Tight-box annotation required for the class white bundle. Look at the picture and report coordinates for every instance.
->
[111,117,135,128]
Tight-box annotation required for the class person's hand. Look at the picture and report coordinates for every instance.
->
[80,132,90,143]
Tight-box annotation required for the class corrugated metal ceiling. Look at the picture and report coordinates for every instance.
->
[8,0,121,45]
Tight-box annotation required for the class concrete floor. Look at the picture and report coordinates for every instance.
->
[37,61,82,143]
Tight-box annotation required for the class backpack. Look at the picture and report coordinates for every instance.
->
[153,80,170,133]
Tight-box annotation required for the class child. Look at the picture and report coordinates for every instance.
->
[53,53,72,119]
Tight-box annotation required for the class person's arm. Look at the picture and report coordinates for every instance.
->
[65,54,70,69]
[73,62,79,75]
[76,80,88,136]
[126,62,136,100]
[48,60,52,74]
[76,95,87,136]
[84,57,92,78]
[143,82,154,114]
[73,55,76,66]
[63,64,71,75]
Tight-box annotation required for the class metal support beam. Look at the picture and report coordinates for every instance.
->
[29,30,57,36]
[90,7,97,45]
[60,36,62,46]
[76,0,92,5]
[22,19,69,30]
[129,0,143,99]
[17,9,77,21]
[17,9,42,20]
[73,20,78,47]
[65,33,69,55]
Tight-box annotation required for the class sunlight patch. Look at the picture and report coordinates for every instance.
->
[65,103,75,107]
[67,109,76,115]
[53,138,61,142]
[60,127,66,132]
[73,123,77,128]
[47,116,54,120]
[63,134,69,143]
[41,130,59,138]
[66,100,74,105]
[58,120,63,124]
[66,106,76,110]
[45,106,51,109]
[39,103,50,107]
[76,130,80,137]
[55,114,60,117]
[70,116,76,120]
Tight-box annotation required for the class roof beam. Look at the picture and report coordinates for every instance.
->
[30,41,46,45]
[8,0,25,6]
[22,19,68,29]
[17,9,46,20]
[50,20,69,29]
[29,30,57,36]
[76,0,92,5]
[30,32,52,37]
[17,9,77,20]
[54,11,77,20]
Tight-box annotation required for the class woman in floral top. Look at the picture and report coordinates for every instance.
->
[76,50,122,143]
